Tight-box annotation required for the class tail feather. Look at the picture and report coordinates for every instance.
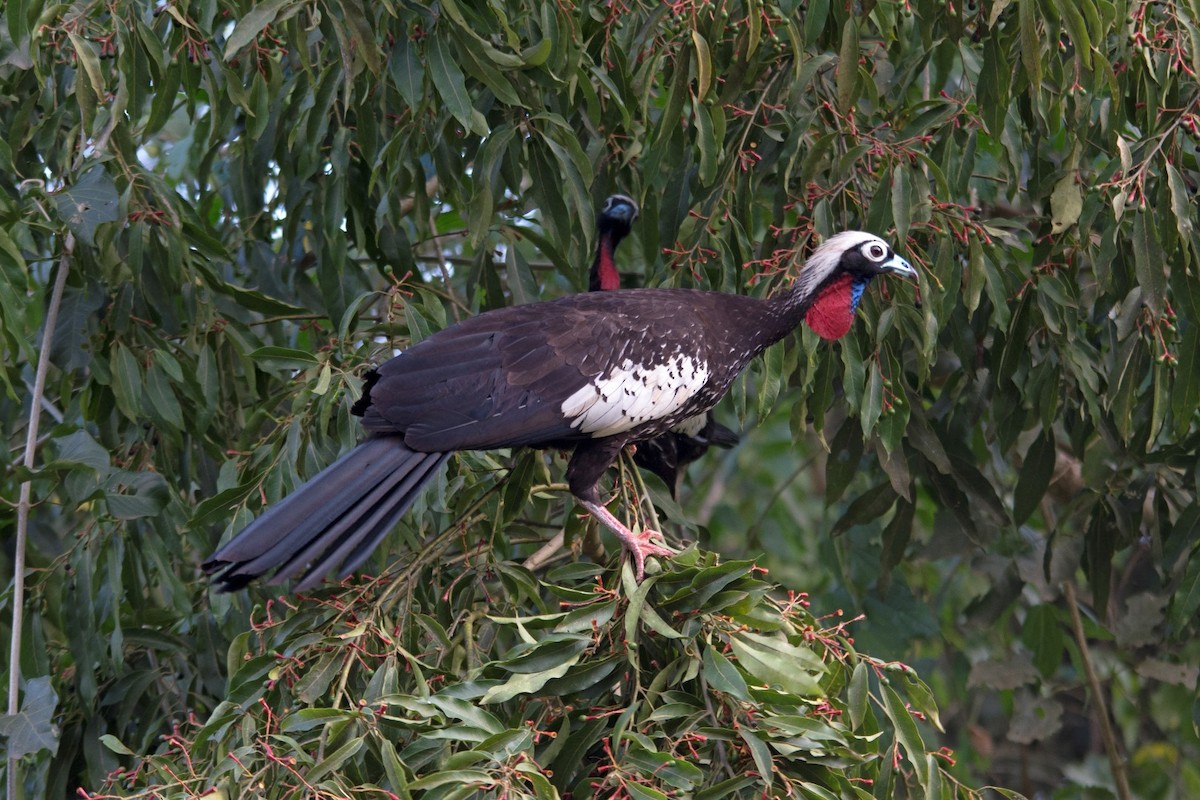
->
[203,436,449,591]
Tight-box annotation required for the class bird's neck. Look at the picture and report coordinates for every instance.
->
[763,273,871,343]
[590,233,622,292]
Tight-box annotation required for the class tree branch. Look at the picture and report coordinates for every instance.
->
[8,232,73,799]
[1063,579,1132,800]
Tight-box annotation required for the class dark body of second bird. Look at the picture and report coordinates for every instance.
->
[205,229,914,590]
[588,194,740,497]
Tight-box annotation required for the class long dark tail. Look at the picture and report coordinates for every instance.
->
[203,436,450,591]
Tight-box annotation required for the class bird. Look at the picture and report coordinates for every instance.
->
[588,193,740,497]
[203,228,915,590]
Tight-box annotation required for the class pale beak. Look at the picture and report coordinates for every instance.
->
[882,253,916,279]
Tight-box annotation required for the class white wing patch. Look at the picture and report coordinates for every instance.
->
[561,356,710,438]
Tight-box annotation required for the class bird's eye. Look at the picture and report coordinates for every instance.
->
[864,242,888,261]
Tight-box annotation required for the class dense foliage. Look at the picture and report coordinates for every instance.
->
[1,0,1198,797]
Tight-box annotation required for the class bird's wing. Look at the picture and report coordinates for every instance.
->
[357,292,718,451]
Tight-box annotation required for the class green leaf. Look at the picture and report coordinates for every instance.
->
[50,430,111,473]
[1019,0,1042,88]
[891,163,911,243]
[1013,428,1056,525]
[0,676,59,758]
[625,784,669,800]
[832,482,897,535]
[695,102,719,187]
[1049,172,1082,234]
[1131,211,1166,315]
[224,0,301,60]
[249,346,321,371]
[52,166,120,247]
[883,684,928,785]
[738,728,774,788]
[703,645,750,700]
[390,34,425,109]
[692,30,712,99]
[1166,164,1195,245]
[836,21,859,113]
[98,734,134,756]
[1022,604,1064,679]
[145,361,184,430]
[729,633,824,696]
[428,34,487,135]
[1174,326,1200,439]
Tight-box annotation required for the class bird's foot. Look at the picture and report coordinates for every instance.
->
[619,528,676,582]
[577,499,676,581]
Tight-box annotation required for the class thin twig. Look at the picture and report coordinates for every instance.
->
[1063,579,1132,800]
[9,232,73,800]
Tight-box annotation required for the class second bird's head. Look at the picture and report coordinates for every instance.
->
[597,194,639,239]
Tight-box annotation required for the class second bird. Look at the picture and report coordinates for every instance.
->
[588,194,740,497]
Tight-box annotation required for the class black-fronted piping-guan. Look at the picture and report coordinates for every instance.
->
[204,228,915,589]
[588,194,740,497]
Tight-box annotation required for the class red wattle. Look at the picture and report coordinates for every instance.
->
[596,246,621,291]
[804,275,856,340]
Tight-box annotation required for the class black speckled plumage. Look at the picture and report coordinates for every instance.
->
[204,230,915,589]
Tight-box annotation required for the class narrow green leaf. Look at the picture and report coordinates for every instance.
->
[1173,326,1200,438]
[626,784,669,800]
[111,344,143,422]
[848,661,869,731]
[835,21,859,113]
[305,736,365,784]
[428,34,486,135]
[1057,0,1092,67]
[224,0,299,61]
[51,430,111,473]
[738,728,774,787]
[891,164,911,243]
[1018,0,1042,87]
[862,359,884,437]
[832,482,897,535]
[1021,604,1064,679]
[389,35,425,109]
[1013,428,1056,525]
[145,362,184,430]
[692,30,712,99]
[805,0,830,45]
[695,102,718,186]
[99,734,134,755]
[702,645,750,700]
[1166,164,1195,244]
[1131,205,1166,316]
[756,340,783,420]
[883,684,929,785]
[249,346,321,371]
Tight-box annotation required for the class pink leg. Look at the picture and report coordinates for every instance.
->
[578,499,676,581]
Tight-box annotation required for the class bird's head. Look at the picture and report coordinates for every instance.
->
[592,194,640,291]
[798,231,915,340]
[597,194,639,239]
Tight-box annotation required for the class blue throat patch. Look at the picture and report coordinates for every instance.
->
[849,277,870,313]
